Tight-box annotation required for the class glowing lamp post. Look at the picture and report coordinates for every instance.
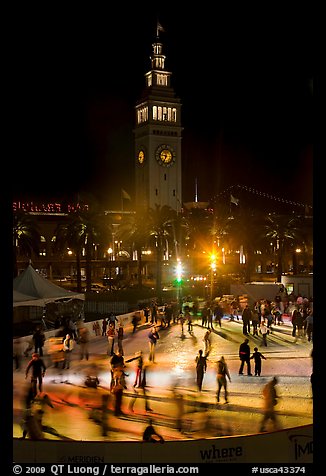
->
[107,247,113,291]
[175,260,183,307]
[210,254,217,302]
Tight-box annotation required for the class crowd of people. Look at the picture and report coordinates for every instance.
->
[14,288,313,441]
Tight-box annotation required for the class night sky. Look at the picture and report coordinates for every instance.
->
[13,5,314,210]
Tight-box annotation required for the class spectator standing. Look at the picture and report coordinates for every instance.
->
[25,353,46,396]
[238,338,252,375]
[195,349,207,391]
[216,356,231,404]
[148,326,160,363]
[250,347,266,376]
[259,376,281,432]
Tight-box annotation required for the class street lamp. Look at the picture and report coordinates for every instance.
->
[210,254,217,302]
[175,260,183,308]
[107,247,113,291]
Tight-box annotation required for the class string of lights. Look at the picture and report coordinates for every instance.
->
[211,184,313,210]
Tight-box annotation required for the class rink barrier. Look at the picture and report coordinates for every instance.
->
[13,424,313,464]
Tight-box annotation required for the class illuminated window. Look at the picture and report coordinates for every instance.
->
[137,107,148,124]
[156,74,167,86]
[152,106,177,122]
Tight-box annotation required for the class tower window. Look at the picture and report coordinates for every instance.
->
[137,106,148,124]
[152,106,177,122]
[156,73,167,86]
[155,189,158,196]
[164,174,167,180]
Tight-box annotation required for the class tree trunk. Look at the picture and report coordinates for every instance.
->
[13,244,18,278]
[86,240,92,292]
[76,251,82,293]
[244,245,252,283]
[156,244,163,303]
[276,241,284,283]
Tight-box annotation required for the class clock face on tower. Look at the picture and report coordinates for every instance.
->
[155,144,176,167]
[137,149,145,164]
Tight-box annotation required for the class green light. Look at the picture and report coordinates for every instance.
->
[175,261,183,284]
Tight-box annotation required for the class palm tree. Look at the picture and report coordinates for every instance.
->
[264,213,300,282]
[13,210,41,277]
[228,209,265,283]
[115,210,148,288]
[147,204,177,300]
[54,198,106,292]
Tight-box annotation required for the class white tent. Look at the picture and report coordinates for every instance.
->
[13,289,45,307]
[13,264,85,306]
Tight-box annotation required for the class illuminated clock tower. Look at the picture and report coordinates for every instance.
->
[134,31,182,212]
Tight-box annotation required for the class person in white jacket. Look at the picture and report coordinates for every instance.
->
[62,334,74,369]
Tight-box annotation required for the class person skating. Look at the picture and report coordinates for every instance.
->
[250,347,266,376]
[62,333,74,369]
[259,376,281,432]
[238,338,252,375]
[195,349,207,391]
[142,418,164,443]
[126,350,144,388]
[148,326,160,363]
[25,353,46,396]
[216,356,231,404]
